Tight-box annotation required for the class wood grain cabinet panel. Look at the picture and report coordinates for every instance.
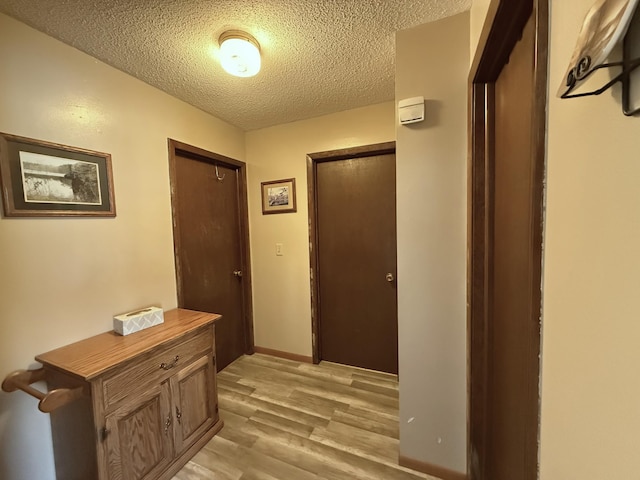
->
[32,309,224,480]
[105,383,173,480]
[171,354,218,455]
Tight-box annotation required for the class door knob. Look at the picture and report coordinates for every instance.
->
[386,273,395,282]
[233,270,243,278]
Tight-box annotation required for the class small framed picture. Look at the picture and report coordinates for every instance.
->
[261,178,297,215]
[0,133,116,217]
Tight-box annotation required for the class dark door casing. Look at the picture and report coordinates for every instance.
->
[486,13,540,480]
[468,1,548,479]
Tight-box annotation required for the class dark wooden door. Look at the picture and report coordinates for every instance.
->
[486,13,541,480]
[316,152,398,374]
[170,145,251,371]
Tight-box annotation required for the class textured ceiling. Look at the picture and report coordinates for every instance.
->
[0,0,471,131]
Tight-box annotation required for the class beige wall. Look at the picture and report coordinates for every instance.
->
[245,103,395,356]
[470,0,492,62]
[540,1,640,478]
[0,13,244,480]
[395,13,469,473]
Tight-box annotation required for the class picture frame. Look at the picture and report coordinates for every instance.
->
[0,132,116,217]
[261,178,297,215]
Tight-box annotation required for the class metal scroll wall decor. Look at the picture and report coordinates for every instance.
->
[559,0,640,116]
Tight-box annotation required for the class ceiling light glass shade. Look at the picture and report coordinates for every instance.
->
[219,31,261,77]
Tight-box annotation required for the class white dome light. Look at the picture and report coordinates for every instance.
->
[219,30,261,78]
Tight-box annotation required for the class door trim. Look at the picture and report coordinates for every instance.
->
[467,1,548,479]
[167,139,255,355]
[307,141,396,364]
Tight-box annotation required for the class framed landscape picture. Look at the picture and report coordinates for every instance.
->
[261,178,296,214]
[0,133,116,217]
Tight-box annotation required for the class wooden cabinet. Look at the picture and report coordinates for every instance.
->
[30,309,223,480]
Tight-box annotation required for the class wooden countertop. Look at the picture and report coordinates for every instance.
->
[36,309,221,381]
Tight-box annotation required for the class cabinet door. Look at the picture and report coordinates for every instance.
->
[105,382,174,480]
[170,354,217,455]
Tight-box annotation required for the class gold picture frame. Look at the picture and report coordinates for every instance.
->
[261,178,296,215]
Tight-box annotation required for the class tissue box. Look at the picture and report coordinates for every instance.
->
[113,306,164,336]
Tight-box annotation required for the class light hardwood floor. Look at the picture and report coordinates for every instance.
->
[173,353,438,480]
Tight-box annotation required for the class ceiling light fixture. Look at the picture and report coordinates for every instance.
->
[218,30,261,78]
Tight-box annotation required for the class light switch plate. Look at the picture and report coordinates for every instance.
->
[276,243,283,256]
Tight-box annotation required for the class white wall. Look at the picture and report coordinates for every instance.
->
[0,13,244,480]
[245,103,396,356]
[395,13,469,474]
[539,1,640,478]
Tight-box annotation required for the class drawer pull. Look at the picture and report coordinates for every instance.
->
[176,406,182,424]
[159,355,179,371]
[164,413,172,435]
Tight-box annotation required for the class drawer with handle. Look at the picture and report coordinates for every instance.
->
[101,327,213,410]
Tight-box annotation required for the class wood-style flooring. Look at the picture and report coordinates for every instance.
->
[173,353,438,480]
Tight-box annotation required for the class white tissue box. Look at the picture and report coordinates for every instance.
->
[113,306,164,336]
